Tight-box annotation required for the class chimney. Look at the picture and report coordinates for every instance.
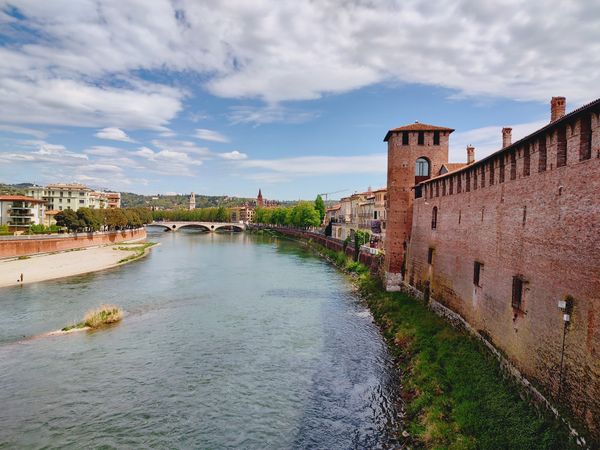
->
[502,127,512,148]
[550,96,566,122]
[467,145,475,164]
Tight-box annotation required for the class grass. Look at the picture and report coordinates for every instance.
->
[61,304,123,331]
[114,242,157,264]
[298,237,580,450]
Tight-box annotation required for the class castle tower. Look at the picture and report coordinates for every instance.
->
[189,192,196,210]
[383,121,454,290]
[257,189,264,207]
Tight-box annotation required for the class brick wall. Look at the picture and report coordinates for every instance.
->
[0,228,147,259]
[406,109,600,439]
[271,227,382,273]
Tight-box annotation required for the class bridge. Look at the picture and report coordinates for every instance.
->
[147,221,246,232]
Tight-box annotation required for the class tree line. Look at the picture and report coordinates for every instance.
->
[55,207,153,232]
[254,197,324,228]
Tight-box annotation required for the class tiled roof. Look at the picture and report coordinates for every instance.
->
[384,122,454,141]
[0,195,45,203]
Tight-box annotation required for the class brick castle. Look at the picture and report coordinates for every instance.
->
[384,96,600,440]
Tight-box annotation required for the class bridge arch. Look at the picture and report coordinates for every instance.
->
[146,223,173,231]
[214,224,244,232]
[177,223,211,232]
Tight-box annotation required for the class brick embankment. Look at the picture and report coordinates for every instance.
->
[0,228,147,259]
[267,227,382,273]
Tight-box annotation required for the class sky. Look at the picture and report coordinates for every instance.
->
[0,1,598,200]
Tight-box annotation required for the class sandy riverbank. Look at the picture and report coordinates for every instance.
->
[0,243,157,289]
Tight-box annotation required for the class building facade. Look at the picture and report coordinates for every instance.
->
[28,184,120,211]
[385,97,600,440]
[0,195,45,231]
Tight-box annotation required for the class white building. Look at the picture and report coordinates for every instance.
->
[0,195,45,231]
[28,184,120,211]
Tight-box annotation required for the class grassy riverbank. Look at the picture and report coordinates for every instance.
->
[300,237,579,450]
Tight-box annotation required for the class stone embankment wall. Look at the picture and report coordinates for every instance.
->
[0,228,147,259]
[268,227,382,273]
[407,106,600,441]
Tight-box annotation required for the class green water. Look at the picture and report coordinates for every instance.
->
[0,230,403,448]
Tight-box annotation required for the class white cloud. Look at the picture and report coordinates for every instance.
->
[219,150,247,160]
[84,146,123,156]
[0,0,597,133]
[95,127,135,143]
[238,154,386,179]
[0,124,46,138]
[195,128,229,143]
[228,105,319,125]
[450,119,547,162]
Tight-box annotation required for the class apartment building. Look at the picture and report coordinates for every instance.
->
[28,184,120,211]
[0,195,45,231]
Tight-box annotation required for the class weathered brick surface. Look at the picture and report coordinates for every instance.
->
[406,110,600,438]
[0,228,147,259]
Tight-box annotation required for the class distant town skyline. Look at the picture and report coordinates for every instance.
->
[0,1,598,199]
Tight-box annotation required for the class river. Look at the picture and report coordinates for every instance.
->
[0,230,403,449]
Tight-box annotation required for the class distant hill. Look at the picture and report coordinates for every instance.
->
[0,183,33,195]
[120,192,259,209]
[0,183,295,209]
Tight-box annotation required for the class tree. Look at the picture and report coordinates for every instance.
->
[55,209,79,231]
[77,208,102,231]
[215,206,228,222]
[290,202,321,228]
[314,195,325,224]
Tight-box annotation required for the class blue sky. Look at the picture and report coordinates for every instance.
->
[0,1,598,200]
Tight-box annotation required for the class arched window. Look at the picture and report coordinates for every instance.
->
[416,158,430,177]
[431,206,438,229]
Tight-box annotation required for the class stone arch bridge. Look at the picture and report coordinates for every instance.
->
[147,221,246,232]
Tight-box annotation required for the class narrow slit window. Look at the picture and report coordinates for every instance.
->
[511,276,524,310]
[431,206,438,229]
[427,247,434,264]
[473,261,483,287]
[418,131,425,146]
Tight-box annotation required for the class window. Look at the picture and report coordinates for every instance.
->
[557,126,567,167]
[402,131,409,145]
[511,276,524,310]
[580,114,592,161]
[433,131,440,145]
[538,137,547,172]
[79,199,84,204]
[415,157,430,177]
[473,261,483,286]
[431,206,438,229]
[427,247,434,264]
[59,206,63,211]
[418,131,425,145]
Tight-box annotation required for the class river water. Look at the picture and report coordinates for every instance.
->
[0,230,403,449]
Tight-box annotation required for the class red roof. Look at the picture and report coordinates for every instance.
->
[384,122,454,141]
[0,195,45,203]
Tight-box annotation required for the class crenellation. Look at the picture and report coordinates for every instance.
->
[385,96,600,440]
